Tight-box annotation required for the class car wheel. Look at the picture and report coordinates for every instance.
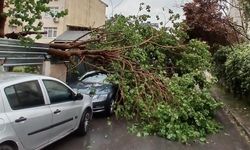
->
[0,144,15,150]
[105,99,115,116]
[77,110,91,136]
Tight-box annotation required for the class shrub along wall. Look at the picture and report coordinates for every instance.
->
[214,44,250,96]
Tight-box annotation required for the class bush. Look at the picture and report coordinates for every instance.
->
[176,40,211,74]
[128,72,221,142]
[214,44,250,96]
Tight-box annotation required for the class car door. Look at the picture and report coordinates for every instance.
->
[42,79,83,141]
[3,80,52,150]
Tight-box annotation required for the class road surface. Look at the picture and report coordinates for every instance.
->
[45,111,250,150]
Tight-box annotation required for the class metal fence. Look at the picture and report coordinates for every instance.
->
[0,38,50,67]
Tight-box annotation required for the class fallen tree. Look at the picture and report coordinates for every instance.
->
[1,1,222,142]
[47,14,221,142]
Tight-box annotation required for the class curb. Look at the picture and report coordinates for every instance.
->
[222,105,250,141]
[211,88,250,141]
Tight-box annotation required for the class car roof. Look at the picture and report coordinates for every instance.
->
[82,71,99,77]
[0,72,46,84]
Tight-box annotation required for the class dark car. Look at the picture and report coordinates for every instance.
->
[71,71,118,116]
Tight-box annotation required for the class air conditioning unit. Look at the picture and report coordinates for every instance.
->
[53,18,59,23]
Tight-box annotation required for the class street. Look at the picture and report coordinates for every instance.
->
[45,111,250,150]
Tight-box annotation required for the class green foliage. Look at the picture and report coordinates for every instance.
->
[7,0,49,32]
[90,11,221,142]
[129,72,220,142]
[215,44,250,96]
[5,0,67,41]
[12,65,41,74]
[176,40,211,74]
[24,65,41,74]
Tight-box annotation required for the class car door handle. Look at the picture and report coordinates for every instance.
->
[54,109,61,114]
[15,117,27,123]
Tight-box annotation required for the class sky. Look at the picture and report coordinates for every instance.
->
[102,0,190,26]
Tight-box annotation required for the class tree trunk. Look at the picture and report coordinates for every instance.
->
[0,0,6,38]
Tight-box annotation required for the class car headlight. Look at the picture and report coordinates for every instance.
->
[92,94,108,102]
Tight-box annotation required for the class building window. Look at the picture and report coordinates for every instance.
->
[67,26,90,31]
[45,7,59,18]
[9,25,17,32]
[44,27,58,38]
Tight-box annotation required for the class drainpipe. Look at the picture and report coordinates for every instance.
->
[0,58,6,72]
[0,65,4,72]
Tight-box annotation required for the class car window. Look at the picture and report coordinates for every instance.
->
[43,80,74,104]
[5,81,45,110]
[82,73,107,83]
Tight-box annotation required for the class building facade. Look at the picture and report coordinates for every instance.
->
[228,0,250,35]
[4,0,107,43]
[228,0,241,25]
[2,0,107,81]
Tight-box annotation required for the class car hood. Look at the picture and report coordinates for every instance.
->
[74,82,112,95]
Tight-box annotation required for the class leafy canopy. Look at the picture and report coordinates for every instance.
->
[183,0,240,52]
[84,6,221,142]
[3,0,67,41]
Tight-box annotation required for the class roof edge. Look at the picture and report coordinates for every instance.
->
[99,0,108,7]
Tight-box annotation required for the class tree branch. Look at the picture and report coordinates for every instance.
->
[49,38,102,50]
[0,0,6,38]
[5,31,47,39]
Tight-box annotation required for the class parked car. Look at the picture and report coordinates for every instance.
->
[70,71,118,116]
[0,72,93,150]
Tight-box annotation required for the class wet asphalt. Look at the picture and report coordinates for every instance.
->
[44,111,250,150]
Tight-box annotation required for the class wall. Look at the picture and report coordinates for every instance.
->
[228,0,250,36]
[63,0,106,30]
[42,61,67,82]
[228,0,242,26]
[50,63,67,82]
[4,0,107,43]
[39,0,107,43]
[36,0,66,43]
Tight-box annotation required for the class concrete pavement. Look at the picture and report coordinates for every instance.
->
[44,111,250,150]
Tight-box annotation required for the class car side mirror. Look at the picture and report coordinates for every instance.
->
[74,93,83,101]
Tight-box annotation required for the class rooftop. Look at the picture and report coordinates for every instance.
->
[54,31,91,43]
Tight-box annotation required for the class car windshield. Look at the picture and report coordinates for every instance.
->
[77,82,112,95]
[81,73,107,83]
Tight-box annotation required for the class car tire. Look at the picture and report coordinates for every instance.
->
[105,99,115,116]
[76,110,91,136]
[0,144,15,150]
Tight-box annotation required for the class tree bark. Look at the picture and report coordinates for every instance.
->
[0,0,6,38]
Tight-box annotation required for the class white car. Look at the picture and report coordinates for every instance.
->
[0,72,93,150]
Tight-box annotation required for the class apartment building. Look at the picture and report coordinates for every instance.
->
[228,0,241,25]
[5,0,107,43]
[228,0,250,35]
